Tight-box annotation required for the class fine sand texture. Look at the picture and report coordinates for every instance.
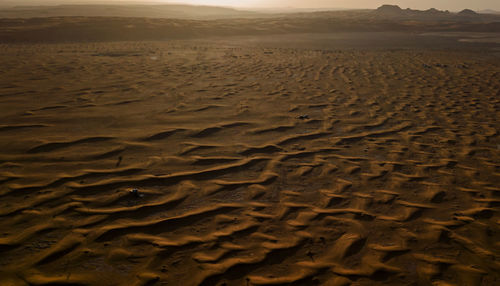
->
[0,41,499,285]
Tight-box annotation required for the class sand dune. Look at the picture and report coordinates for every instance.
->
[0,39,498,285]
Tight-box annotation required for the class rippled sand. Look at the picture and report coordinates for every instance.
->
[0,41,499,285]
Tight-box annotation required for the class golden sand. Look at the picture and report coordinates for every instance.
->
[0,41,498,285]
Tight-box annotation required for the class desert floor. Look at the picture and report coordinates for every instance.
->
[0,39,499,285]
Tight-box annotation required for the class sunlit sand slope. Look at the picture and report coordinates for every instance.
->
[0,42,499,285]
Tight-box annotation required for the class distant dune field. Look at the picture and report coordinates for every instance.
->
[0,5,500,43]
[0,5,499,286]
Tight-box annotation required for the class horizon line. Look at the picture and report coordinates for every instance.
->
[0,2,495,13]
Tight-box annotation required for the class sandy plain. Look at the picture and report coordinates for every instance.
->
[0,13,499,286]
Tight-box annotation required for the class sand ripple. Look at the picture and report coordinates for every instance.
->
[0,42,498,285]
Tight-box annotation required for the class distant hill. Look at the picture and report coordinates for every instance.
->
[375,5,450,18]
[375,4,403,15]
[377,5,445,15]
[458,9,478,16]
[0,4,263,20]
[374,5,497,22]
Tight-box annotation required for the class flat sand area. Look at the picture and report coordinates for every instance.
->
[0,40,499,285]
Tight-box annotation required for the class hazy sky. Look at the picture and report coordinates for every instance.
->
[1,0,499,11]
